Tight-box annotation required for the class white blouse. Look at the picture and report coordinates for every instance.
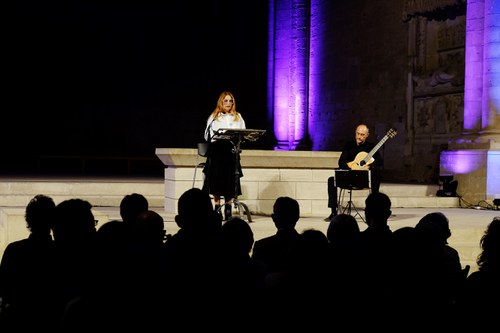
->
[204,113,246,142]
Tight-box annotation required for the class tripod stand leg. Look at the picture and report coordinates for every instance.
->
[345,200,353,215]
[342,189,365,222]
[347,200,365,222]
[234,200,252,222]
[353,211,365,222]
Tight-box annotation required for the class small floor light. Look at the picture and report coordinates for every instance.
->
[437,174,458,197]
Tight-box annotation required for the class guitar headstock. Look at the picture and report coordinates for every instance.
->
[386,128,397,138]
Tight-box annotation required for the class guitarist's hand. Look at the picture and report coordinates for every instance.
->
[347,152,374,170]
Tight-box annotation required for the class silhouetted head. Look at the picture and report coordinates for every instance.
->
[25,194,56,234]
[477,217,500,270]
[364,192,392,226]
[175,188,221,230]
[96,220,129,254]
[135,210,166,244]
[272,196,300,230]
[120,193,149,225]
[53,198,96,245]
[327,213,360,246]
[220,217,254,255]
[415,212,451,244]
[289,229,330,268]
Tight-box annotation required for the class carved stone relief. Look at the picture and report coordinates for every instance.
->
[414,94,464,135]
[407,14,465,182]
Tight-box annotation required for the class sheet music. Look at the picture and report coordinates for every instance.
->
[213,128,266,142]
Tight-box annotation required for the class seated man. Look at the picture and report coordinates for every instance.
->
[325,124,385,221]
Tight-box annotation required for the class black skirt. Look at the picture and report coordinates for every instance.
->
[202,139,243,199]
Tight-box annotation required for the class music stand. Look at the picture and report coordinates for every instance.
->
[213,128,266,222]
[334,169,371,222]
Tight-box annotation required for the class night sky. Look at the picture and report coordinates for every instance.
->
[4,1,270,174]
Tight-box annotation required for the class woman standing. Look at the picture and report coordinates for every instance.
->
[203,91,246,220]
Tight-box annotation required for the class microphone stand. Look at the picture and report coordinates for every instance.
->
[229,131,252,222]
[212,128,266,223]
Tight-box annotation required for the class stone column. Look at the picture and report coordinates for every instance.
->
[271,0,311,150]
[441,0,500,204]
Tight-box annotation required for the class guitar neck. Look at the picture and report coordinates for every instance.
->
[363,135,389,163]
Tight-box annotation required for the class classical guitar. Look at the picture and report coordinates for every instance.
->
[347,128,398,170]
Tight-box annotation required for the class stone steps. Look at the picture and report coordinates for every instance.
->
[334,182,459,210]
[0,177,165,208]
[0,177,459,211]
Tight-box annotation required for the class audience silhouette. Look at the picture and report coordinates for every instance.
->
[251,196,301,278]
[119,192,149,226]
[359,191,394,278]
[388,225,456,328]
[218,217,267,327]
[119,192,149,242]
[219,216,266,295]
[0,190,494,330]
[59,220,133,330]
[356,192,395,327]
[459,216,500,330]
[51,198,98,327]
[415,212,467,310]
[163,188,223,326]
[282,228,332,298]
[325,213,364,312]
[61,209,168,330]
[0,194,58,331]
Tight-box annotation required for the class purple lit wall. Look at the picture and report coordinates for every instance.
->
[307,0,323,151]
[445,0,500,199]
[463,0,484,132]
[463,0,500,133]
[483,0,500,198]
[482,0,500,132]
[271,0,311,150]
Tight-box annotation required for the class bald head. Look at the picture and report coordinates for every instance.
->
[355,124,369,145]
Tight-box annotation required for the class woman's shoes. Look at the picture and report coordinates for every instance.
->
[224,204,232,221]
[214,204,222,219]
[215,203,233,221]
[323,211,337,222]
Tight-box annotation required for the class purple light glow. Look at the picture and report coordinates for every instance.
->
[463,0,484,132]
[464,0,500,132]
[440,150,486,174]
[272,1,293,149]
[483,0,500,130]
[308,0,324,151]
